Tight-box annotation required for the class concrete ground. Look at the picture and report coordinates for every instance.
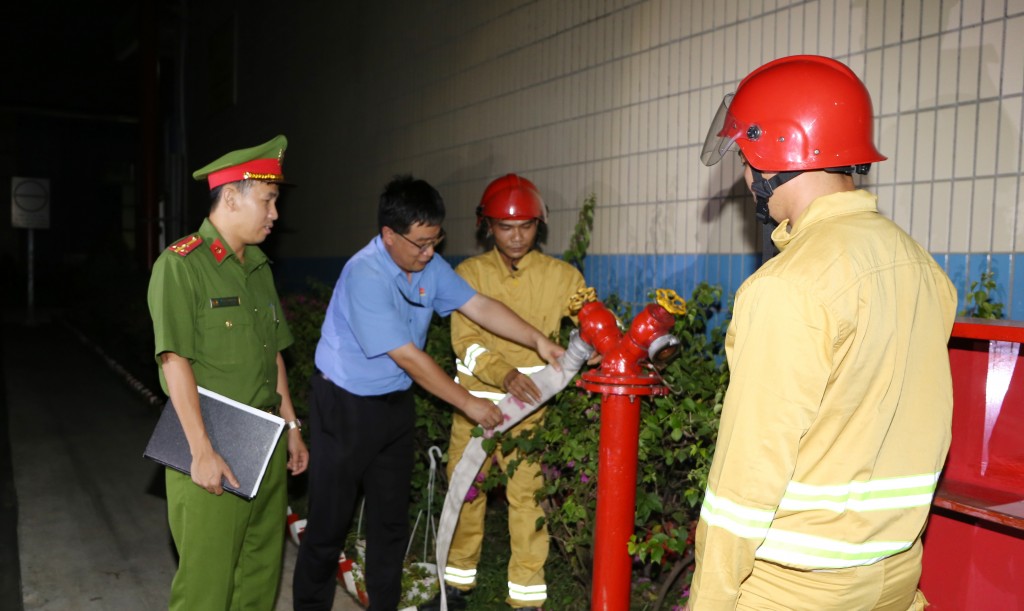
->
[0,312,361,611]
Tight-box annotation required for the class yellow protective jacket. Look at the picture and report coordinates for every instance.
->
[451,248,585,400]
[689,190,958,609]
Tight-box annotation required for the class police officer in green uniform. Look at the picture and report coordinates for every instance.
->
[147,134,310,611]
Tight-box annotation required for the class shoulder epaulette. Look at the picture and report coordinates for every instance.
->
[168,234,203,257]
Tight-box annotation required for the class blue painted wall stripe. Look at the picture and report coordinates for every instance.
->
[276,252,1021,321]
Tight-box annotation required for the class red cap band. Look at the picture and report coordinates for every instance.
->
[206,158,285,189]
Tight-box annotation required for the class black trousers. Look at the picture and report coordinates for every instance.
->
[293,373,415,611]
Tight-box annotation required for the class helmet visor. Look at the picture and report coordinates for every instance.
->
[700,93,744,167]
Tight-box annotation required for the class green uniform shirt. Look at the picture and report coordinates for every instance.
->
[148,218,294,410]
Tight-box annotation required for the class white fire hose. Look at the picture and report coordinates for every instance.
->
[434,330,594,610]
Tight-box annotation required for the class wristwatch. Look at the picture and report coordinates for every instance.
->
[286,419,302,431]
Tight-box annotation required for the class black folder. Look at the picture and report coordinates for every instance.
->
[143,386,284,500]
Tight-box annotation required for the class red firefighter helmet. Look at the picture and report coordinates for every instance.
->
[477,174,547,225]
[701,55,886,172]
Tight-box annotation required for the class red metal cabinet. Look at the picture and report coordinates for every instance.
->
[920,318,1024,609]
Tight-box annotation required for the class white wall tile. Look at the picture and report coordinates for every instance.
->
[921,0,943,36]
[653,200,674,254]
[888,0,905,45]
[866,0,886,50]
[860,50,880,107]
[701,0,716,32]
[942,0,963,31]
[876,184,896,221]
[937,33,960,105]
[594,202,611,255]
[1015,174,1024,253]
[917,111,937,181]
[1005,17,1024,96]
[895,114,917,184]
[958,26,983,103]
[898,42,920,113]
[930,181,953,251]
[747,13,764,66]
[661,95,676,153]
[997,96,1022,176]
[623,204,638,253]
[970,178,996,252]
[801,1,818,53]
[918,36,941,107]
[880,45,901,116]
[834,0,853,55]
[815,0,833,56]
[627,203,645,254]
[727,191,748,252]
[950,179,974,251]
[891,184,914,233]
[903,0,923,39]
[910,183,934,246]
[877,115,899,185]
[711,198,728,254]
[699,185,718,254]
[995,176,1019,252]
[955,104,979,178]
[934,107,957,180]
[963,0,984,27]
[980,21,1004,99]
[976,100,1000,177]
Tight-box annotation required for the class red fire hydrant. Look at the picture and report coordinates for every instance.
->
[577,300,679,611]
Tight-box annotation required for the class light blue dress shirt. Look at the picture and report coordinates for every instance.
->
[315,235,475,395]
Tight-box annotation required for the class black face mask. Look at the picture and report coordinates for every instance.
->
[748,160,872,224]
[749,167,802,225]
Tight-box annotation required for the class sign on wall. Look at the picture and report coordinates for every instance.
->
[11,177,51,229]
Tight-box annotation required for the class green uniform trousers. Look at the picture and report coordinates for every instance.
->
[166,435,288,611]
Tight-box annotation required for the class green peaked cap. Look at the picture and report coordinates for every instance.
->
[192,134,288,190]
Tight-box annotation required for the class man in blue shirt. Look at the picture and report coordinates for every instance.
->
[293,175,564,611]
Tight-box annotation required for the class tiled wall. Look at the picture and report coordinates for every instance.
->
[291,0,1024,318]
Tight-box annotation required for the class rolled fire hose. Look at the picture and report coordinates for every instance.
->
[434,330,594,610]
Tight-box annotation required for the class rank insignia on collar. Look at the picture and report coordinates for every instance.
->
[168,235,203,256]
[210,238,229,263]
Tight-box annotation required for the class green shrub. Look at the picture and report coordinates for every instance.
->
[278,278,331,513]
[563,193,596,272]
[280,279,332,425]
[961,269,1005,320]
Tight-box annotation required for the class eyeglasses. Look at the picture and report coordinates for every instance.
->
[392,228,445,253]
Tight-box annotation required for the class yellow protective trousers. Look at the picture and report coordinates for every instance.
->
[735,540,927,611]
[444,409,549,607]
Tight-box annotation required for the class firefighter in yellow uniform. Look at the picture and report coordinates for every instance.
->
[689,55,958,610]
[436,174,584,610]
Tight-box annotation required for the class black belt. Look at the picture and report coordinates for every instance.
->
[316,369,409,402]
